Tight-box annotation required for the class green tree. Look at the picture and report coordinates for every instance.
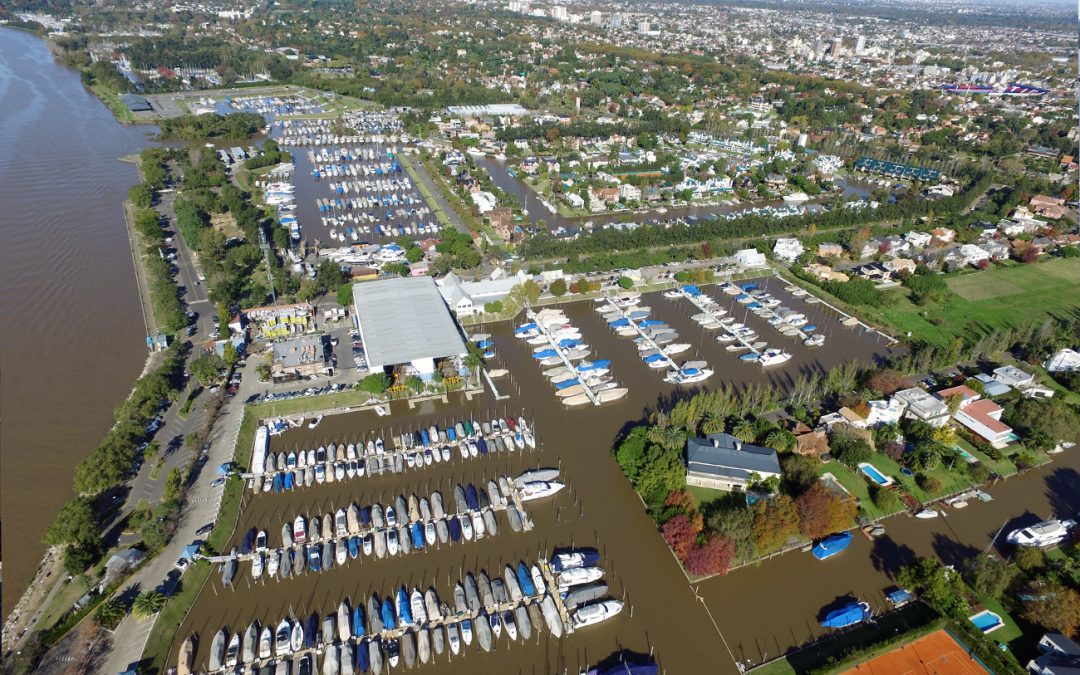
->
[1022,583,1080,636]
[830,430,873,469]
[94,599,127,629]
[521,279,542,304]
[549,278,567,297]
[189,353,226,387]
[617,276,635,289]
[964,554,1015,600]
[614,427,650,482]
[1015,546,1045,573]
[358,372,390,395]
[336,282,355,308]
[732,419,756,444]
[898,558,966,617]
[132,590,166,619]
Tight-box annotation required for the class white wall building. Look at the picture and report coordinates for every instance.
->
[734,248,767,268]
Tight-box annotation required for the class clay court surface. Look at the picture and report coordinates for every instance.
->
[840,629,989,674]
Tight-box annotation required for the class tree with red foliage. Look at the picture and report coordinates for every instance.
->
[796,482,856,539]
[1019,246,1039,264]
[662,514,698,561]
[864,368,907,396]
[881,440,906,461]
[702,241,713,259]
[665,489,695,513]
[684,535,736,576]
[750,494,800,553]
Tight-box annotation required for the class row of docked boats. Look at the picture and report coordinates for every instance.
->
[274,113,407,147]
[192,551,621,674]
[517,308,628,406]
[251,416,535,494]
[227,471,563,586]
[258,179,302,243]
[723,281,824,349]
[598,294,716,385]
[676,284,796,367]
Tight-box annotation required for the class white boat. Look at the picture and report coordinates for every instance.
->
[251,553,264,580]
[308,416,323,428]
[225,632,240,668]
[1006,518,1074,547]
[558,566,605,590]
[275,619,292,657]
[664,367,713,385]
[758,349,793,367]
[598,387,628,403]
[447,622,461,654]
[783,192,811,203]
[520,481,565,501]
[571,600,624,628]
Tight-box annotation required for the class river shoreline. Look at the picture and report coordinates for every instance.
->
[0,27,153,649]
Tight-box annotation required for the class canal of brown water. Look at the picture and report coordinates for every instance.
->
[174,286,1078,673]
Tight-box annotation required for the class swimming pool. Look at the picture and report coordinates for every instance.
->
[969,609,1004,634]
[858,462,895,486]
[820,473,853,498]
[954,446,978,463]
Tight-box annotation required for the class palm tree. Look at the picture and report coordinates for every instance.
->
[765,430,794,453]
[732,419,756,444]
[700,412,725,436]
[132,590,166,619]
[646,424,687,452]
[94,599,127,629]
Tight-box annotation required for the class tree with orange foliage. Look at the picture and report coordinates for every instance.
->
[796,482,856,539]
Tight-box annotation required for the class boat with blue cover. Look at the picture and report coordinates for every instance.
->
[812,532,853,560]
[411,523,425,549]
[381,599,395,630]
[397,587,412,626]
[821,601,871,628]
[532,349,558,359]
[554,378,580,390]
[517,563,536,596]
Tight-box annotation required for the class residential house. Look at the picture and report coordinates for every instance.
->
[765,173,788,189]
[271,335,332,381]
[992,365,1034,388]
[618,183,641,202]
[818,243,844,258]
[1030,195,1066,220]
[884,258,917,276]
[436,269,528,317]
[893,387,951,427]
[931,227,956,243]
[1044,348,1080,373]
[487,207,515,240]
[937,385,1016,448]
[1027,633,1080,675]
[591,186,619,203]
[564,192,585,210]
[772,238,805,263]
[865,399,904,427]
[794,429,830,457]
[805,262,849,282]
[684,433,782,492]
[851,262,894,284]
[981,239,1010,261]
[905,231,933,248]
[958,244,991,267]
[972,373,1011,397]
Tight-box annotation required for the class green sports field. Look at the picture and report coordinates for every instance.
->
[870,257,1080,346]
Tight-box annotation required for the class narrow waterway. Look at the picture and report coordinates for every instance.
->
[0,28,152,617]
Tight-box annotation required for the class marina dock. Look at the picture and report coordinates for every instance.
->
[599,296,678,371]
[679,287,762,358]
[525,307,601,407]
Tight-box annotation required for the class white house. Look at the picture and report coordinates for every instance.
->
[685,433,782,492]
[564,192,585,210]
[1045,348,1080,373]
[436,270,528,317]
[734,248,767,268]
[865,399,904,427]
[954,398,1016,449]
[893,387,951,427]
[618,183,641,201]
[905,231,932,248]
[772,238,805,263]
[958,244,991,266]
[992,365,1035,388]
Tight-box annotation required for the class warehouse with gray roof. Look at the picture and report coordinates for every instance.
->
[352,276,468,378]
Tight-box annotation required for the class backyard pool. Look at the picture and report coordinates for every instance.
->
[858,462,895,486]
[955,446,978,463]
[969,609,1004,634]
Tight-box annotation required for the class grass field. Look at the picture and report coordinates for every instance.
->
[866,258,1080,346]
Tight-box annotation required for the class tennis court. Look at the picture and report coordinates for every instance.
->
[840,629,990,674]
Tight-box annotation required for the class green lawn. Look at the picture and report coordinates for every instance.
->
[866,258,1080,346]
[687,485,729,509]
[749,658,796,675]
[816,461,899,519]
[954,437,1017,477]
[972,594,1023,644]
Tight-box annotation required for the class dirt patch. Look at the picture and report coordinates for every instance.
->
[211,212,244,239]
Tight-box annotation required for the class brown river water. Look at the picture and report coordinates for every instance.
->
[0,28,152,618]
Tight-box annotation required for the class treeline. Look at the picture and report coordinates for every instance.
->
[132,207,187,333]
[520,172,993,260]
[158,112,265,141]
[495,117,688,143]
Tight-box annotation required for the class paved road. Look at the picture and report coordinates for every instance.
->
[401,153,469,235]
[98,359,260,675]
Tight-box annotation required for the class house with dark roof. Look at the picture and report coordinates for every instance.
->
[1028,633,1080,675]
[685,433,781,492]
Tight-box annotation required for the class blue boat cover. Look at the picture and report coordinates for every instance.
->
[357,642,370,672]
[609,317,630,327]
[517,563,536,596]
[465,484,479,510]
[477,438,489,454]
[353,606,366,637]
[448,516,462,542]
[812,532,853,560]
[639,320,664,327]
[577,359,611,371]
[554,378,580,390]
[380,599,395,630]
[532,349,558,359]
[643,354,666,362]
[411,523,425,549]
[397,588,412,625]
[821,602,869,628]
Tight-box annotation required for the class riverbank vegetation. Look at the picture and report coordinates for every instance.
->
[158,112,265,141]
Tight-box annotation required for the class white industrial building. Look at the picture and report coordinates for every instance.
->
[352,276,467,379]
